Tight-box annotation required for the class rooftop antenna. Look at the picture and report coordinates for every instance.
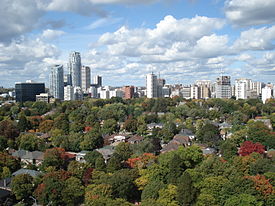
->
[158,71,161,79]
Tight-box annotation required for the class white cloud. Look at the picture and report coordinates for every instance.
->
[0,36,60,86]
[41,29,65,41]
[225,0,275,26]
[0,0,43,42]
[232,26,275,51]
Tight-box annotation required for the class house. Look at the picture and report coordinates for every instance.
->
[12,169,42,178]
[96,146,115,162]
[218,122,232,129]
[161,133,192,153]
[104,134,129,146]
[12,149,28,159]
[161,141,182,153]
[21,151,44,166]
[76,151,89,163]
[147,123,163,131]
[255,118,273,130]
[128,135,144,144]
[201,147,217,155]
[179,129,196,140]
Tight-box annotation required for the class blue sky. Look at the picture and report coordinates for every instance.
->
[0,0,275,87]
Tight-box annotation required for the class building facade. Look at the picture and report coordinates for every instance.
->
[81,66,91,93]
[215,76,232,99]
[124,86,135,99]
[15,81,45,102]
[49,65,64,100]
[93,75,102,87]
[69,51,81,87]
[146,73,158,98]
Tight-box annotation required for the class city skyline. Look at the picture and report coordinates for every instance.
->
[0,0,275,87]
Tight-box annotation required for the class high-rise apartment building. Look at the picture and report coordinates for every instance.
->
[93,75,102,87]
[124,86,135,99]
[215,76,232,99]
[81,66,91,92]
[235,78,251,100]
[195,80,211,99]
[15,81,45,102]
[262,85,273,104]
[50,65,64,100]
[69,51,81,87]
[146,73,158,98]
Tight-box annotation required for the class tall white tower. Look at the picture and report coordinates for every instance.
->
[69,52,81,87]
[146,73,158,98]
[49,65,64,100]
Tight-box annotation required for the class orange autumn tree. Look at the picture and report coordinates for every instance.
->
[245,175,274,199]
[126,153,156,169]
[238,141,265,156]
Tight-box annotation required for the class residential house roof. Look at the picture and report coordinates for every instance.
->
[128,135,144,144]
[12,169,42,178]
[21,151,44,161]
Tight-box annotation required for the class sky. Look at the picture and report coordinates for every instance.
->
[0,0,275,87]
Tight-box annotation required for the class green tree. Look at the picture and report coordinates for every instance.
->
[80,130,103,151]
[114,142,133,161]
[85,150,104,167]
[141,180,165,200]
[176,172,197,206]
[18,114,30,132]
[0,135,8,151]
[220,139,238,160]
[62,177,85,205]
[11,174,34,201]
[95,157,106,171]
[107,155,122,172]
[196,123,221,147]
[17,133,43,151]
[224,193,263,206]
[102,118,119,135]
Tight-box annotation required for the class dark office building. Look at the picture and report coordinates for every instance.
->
[15,82,45,102]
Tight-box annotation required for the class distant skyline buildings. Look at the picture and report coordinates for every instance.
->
[49,65,64,100]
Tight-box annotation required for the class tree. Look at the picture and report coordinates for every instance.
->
[166,154,185,184]
[0,135,7,151]
[80,130,103,151]
[62,177,85,205]
[95,157,106,171]
[85,150,103,167]
[114,142,133,161]
[18,114,30,132]
[196,123,221,147]
[35,170,70,205]
[141,180,165,200]
[247,121,275,149]
[42,148,66,170]
[85,183,112,201]
[177,172,197,205]
[123,117,138,133]
[11,174,34,201]
[107,155,122,172]
[157,184,179,206]
[17,133,43,151]
[224,193,263,206]
[0,120,19,139]
[102,118,119,135]
[67,161,87,179]
[220,139,238,160]
[39,120,54,133]
[107,169,139,201]
[0,152,20,173]
[239,141,265,156]
[1,166,11,179]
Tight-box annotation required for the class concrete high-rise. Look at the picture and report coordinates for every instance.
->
[69,51,81,87]
[146,73,158,98]
[215,76,232,99]
[81,66,91,92]
[235,78,251,100]
[93,75,102,87]
[50,65,64,100]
